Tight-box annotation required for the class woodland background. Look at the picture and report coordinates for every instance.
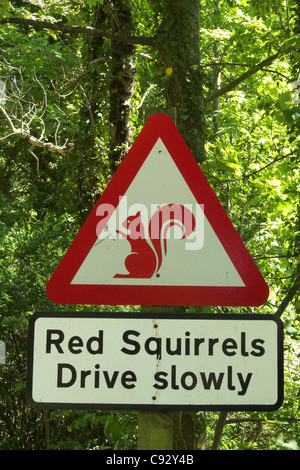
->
[0,0,299,450]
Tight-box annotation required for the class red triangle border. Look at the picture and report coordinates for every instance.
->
[46,114,269,306]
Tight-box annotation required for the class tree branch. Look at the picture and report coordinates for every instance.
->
[203,150,298,184]
[0,17,156,46]
[225,416,300,424]
[211,411,228,450]
[210,413,300,449]
[205,49,291,104]
[275,268,300,317]
[202,61,289,79]
[0,104,74,155]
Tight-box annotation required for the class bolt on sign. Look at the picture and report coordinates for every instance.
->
[27,312,283,411]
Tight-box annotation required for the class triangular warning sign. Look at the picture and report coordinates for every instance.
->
[46,114,269,306]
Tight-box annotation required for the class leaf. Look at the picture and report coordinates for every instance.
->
[284,319,298,336]
[277,433,300,450]
[0,0,9,18]
[278,91,292,111]
[224,161,243,176]
[87,0,102,7]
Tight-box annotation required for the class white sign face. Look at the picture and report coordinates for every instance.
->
[27,313,283,411]
[71,140,244,288]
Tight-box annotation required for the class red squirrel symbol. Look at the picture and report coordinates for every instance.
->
[114,204,195,278]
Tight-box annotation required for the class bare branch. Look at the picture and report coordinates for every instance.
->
[0,104,74,155]
[275,268,300,318]
[0,17,156,47]
[205,48,292,104]
[203,150,298,184]
[0,104,15,132]
[202,61,290,79]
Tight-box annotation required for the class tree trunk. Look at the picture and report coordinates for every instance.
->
[74,3,108,222]
[156,0,205,162]
[108,0,136,173]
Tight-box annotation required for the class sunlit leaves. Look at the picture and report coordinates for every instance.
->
[0,0,299,451]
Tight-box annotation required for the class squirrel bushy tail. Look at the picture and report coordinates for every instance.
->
[149,204,196,273]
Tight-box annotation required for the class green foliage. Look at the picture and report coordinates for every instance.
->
[0,0,299,450]
[45,410,138,450]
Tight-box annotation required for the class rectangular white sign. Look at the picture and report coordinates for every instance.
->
[27,312,283,411]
